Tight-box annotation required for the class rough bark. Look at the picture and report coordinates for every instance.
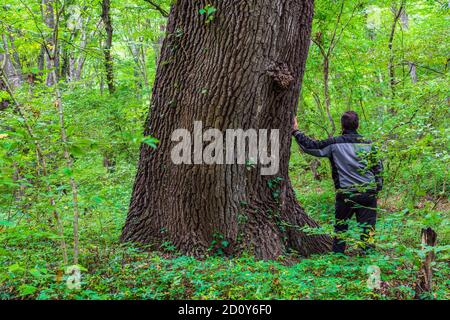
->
[121,0,332,259]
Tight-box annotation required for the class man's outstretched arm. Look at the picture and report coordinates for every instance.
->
[292,117,334,158]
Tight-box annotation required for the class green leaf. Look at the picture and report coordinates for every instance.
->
[8,263,24,273]
[62,167,73,177]
[207,7,217,15]
[18,284,37,296]
[142,136,159,149]
[91,196,103,204]
[69,144,84,156]
[0,220,14,227]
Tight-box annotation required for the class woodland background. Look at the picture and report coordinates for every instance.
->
[0,0,448,299]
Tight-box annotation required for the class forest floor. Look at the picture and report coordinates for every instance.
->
[0,151,448,300]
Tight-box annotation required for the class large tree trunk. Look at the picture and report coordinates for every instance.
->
[121,0,331,259]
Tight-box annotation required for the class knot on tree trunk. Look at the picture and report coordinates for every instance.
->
[268,62,294,90]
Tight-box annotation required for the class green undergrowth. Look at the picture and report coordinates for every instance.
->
[1,159,448,300]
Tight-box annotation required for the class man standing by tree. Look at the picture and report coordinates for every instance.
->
[292,111,383,254]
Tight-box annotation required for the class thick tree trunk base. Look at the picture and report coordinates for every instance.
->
[121,156,332,260]
[121,0,332,260]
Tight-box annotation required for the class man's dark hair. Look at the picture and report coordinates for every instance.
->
[341,111,359,131]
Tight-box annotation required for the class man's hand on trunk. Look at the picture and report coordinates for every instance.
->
[293,117,299,133]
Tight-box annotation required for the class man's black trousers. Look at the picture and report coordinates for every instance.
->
[332,191,378,253]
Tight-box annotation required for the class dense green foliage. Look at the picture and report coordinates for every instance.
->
[0,0,448,299]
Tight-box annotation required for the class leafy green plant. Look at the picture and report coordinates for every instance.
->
[208,232,230,256]
[199,4,217,24]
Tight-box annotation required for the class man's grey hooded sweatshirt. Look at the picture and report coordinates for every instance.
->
[292,129,383,193]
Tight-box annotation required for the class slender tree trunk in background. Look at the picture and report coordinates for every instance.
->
[399,8,418,84]
[38,45,45,74]
[408,62,417,83]
[130,32,151,96]
[68,54,76,82]
[140,44,149,91]
[42,0,81,264]
[127,40,145,93]
[311,0,351,137]
[1,35,21,88]
[121,0,332,259]
[53,74,81,264]
[388,1,404,99]
[42,0,58,86]
[50,46,81,266]
[101,0,115,94]
[2,32,22,85]
[60,45,69,81]
[400,5,408,29]
[323,56,335,136]
[153,24,166,65]
[310,40,335,136]
[99,72,104,94]
[7,33,22,74]
[74,18,102,82]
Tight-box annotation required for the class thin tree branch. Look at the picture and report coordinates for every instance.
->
[327,0,345,57]
[143,0,169,17]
